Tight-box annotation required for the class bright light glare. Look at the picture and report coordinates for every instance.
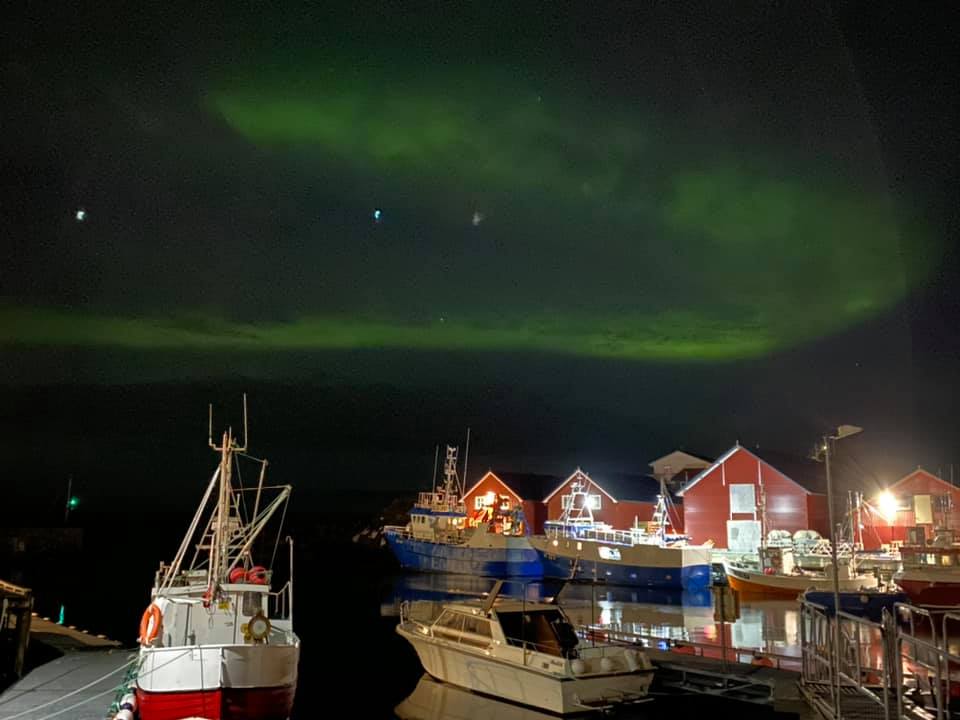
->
[878,490,898,523]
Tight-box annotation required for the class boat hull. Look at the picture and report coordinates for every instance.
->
[802,590,909,621]
[895,567,960,607]
[136,642,298,720]
[137,685,296,720]
[384,531,543,577]
[530,536,711,590]
[725,565,878,599]
[398,628,653,714]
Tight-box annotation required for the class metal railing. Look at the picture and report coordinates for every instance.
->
[799,600,960,720]
[270,580,292,620]
[580,623,800,670]
[800,601,894,720]
[893,603,960,720]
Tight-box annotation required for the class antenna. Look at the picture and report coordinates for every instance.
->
[461,427,471,497]
[431,444,440,494]
[238,393,249,451]
[208,404,215,448]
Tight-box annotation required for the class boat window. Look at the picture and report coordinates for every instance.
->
[598,546,621,561]
[497,609,578,658]
[435,611,465,632]
[462,616,491,638]
[242,592,263,616]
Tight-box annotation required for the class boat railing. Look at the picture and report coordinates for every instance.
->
[270,580,292,620]
[578,623,799,671]
[546,523,648,546]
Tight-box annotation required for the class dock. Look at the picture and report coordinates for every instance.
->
[644,646,813,719]
[0,608,131,720]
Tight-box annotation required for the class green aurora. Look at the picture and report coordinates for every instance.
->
[1,57,934,361]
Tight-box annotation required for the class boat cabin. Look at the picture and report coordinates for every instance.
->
[150,582,281,648]
[410,495,467,540]
[427,601,580,659]
[900,544,960,570]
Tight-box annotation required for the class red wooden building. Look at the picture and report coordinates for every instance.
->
[676,444,828,550]
[542,468,683,532]
[462,471,562,535]
[867,468,960,548]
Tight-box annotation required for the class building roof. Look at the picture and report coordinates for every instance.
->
[543,468,679,504]
[677,444,825,496]
[464,470,564,502]
[590,472,680,504]
[890,467,957,493]
[649,449,714,467]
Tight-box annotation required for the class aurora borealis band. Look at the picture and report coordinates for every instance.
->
[0,3,942,365]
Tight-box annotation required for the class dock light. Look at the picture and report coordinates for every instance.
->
[878,490,898,523]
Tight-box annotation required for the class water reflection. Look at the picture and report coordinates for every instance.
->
[395,675,557,720]
[382,573,802,664]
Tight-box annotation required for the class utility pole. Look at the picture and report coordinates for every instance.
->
[815,424,863,719]
[64,476,74,524]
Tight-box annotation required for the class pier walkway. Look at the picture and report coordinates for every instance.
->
[0,614,129,720]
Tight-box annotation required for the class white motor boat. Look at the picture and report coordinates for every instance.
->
[396,582,654,714]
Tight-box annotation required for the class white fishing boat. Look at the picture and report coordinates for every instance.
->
[723,546,877,599]
[134,398,299,720]
[396,581,654,714]
[530,479,712,589]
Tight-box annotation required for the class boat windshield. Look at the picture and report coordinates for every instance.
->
[496,609,579,658]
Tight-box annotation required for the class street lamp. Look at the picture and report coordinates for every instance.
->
[814,423,863,716]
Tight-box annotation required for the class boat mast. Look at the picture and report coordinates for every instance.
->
[207,396,248,596]
[652,476,671,544]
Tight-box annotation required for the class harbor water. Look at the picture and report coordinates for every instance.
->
[9,513,804,719]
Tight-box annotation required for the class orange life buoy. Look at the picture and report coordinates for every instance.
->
[246,566,268,584]
[228,567,247,584]
[139,603,162,646]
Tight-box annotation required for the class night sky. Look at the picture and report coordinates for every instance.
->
[2,2,958,514]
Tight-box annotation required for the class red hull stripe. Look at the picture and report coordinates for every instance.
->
[898,580,960,607]
[137,684,296,720]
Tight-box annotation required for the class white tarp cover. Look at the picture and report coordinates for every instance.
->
[727,520,762,552]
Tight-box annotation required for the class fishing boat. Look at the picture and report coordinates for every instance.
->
[895,544,960,607]
[724,546,877,599]
[135,398,298,720]
[396,581,654,714]
[529,479,712,590]
[384,443,542,577]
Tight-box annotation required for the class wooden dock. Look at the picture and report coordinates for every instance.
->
[0,603,130,720]
[0,648,135,720]
[644,646,815,719]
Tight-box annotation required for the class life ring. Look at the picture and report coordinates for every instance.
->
[139,604,162,646]
[246,566,269,585]
[228,567,247,584]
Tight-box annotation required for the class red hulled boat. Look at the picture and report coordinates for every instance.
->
[135,398,298,720]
